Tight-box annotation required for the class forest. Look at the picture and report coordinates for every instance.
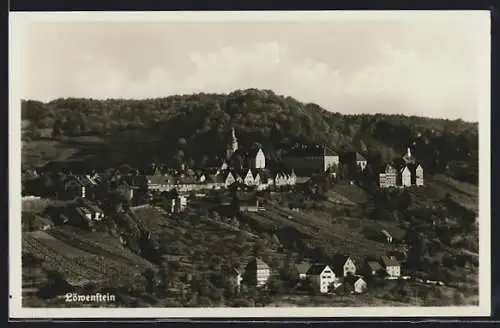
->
[21,88,478,183]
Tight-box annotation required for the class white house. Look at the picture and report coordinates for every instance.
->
[415,164,424,186]
[170,195,187,213]
[331,255,358,277]
[381,229,393,244]
[252,148,266,169]
[356,153,368,171]
[353,277,368,294]
[243,258,271,287]
[401,166,412,187]
[253,172,261,186]
[288,170,297,185]
[306,264,337,294]
[244,169,255,186]
[294,262,312,280]
[225,172,236,187]
[380,256,401,278]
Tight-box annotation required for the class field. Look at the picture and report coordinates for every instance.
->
[22,224,156,295]
[131,206,270,271]
[242,204,395,258]
[22,129,164,170]
[269,280,475,307]
[428,174,479,214]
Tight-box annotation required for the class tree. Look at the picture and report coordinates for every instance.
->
[51,118,63,138]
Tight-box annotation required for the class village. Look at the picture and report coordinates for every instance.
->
[21,125,449,302]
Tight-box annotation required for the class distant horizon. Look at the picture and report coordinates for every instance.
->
[20,91,479,124]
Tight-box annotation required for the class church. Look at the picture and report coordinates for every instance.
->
[224,127,266,170]
[379,147,424,189]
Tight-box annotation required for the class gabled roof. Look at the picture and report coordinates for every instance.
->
[400,165,411,174]
[146,175,175,185]
[285,144,338,157]
[383,164,396,173]
[176,176,198,185]
[344,275,364,286]
[406,163,423,174]
[355,152,367,162]
[306,263,329,275]
[380,255,400,267]
[331,254,350,266]
[295,262,312,275]
[245,257,270,271]
[206,174,225,184]
[247,147,265,158]
[330,254,350,275]
[366,260,383,272]
[64,176,84,187]
[123,174,148,188]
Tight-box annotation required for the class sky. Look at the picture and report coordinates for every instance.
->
[14,11,489,122]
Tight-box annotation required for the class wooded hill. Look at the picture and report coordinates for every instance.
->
[21,88,478,184]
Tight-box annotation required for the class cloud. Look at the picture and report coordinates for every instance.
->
[20,20,482,121]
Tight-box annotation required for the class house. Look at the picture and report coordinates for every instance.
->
[344,276,368,294]
[274,171,290,187]
[234,191,262,212]
[306,264,337,294]
[146,175,176,192]
[400,166,412,187]
[25,214,54,231]
[249,147,266,169]
[205,174,225,190]
[340,152,368,171]
[381,229,393,244]
[387,249,408,264]
[228,267,244,292]
[282,144,340,175]
[243,258,271,287]
[331,255,358,277]
[252,170,262,186]
[243,169,255,186]
[78,199,105,221]
[413,163,424,186]
[379,164,397,188]
[294,262,312,280]
[380,256,401,278]
[170,195,188,213]
[364,260,385,277]
[116,181,135,201]
[22,168,39,180]
[224,171,236,187]
[63,177,86,199]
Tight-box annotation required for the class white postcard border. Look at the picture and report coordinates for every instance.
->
[9,10,492,319]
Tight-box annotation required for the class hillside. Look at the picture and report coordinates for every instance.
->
[20,89,479,308]
[21,89,478,184]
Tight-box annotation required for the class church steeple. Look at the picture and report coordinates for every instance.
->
[403,145,415,164]
[226,127,239,159]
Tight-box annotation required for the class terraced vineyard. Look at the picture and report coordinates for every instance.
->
[48,227,155,270]
[22,234,107,286]
[242,205,392,258]
[23,227,155,289]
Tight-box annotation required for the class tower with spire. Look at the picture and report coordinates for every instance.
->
[402,146,415,164]
[226,127,239,159]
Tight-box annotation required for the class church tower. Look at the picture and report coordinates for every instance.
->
[402,146,416,164]
[226,127,239,159]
